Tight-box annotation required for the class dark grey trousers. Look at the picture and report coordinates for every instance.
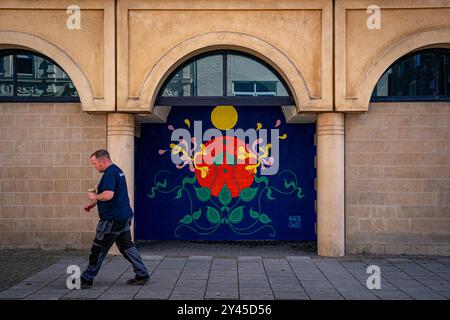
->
[81,218,149,283]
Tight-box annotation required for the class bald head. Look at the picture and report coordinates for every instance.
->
[90,149,112,172]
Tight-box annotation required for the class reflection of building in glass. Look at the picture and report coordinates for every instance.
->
[162,54,223,97]
[162,61,195,97]
[161,52,288,97]
[227,54,288,96]
[0,54,13,96]
[372,49,450,98]
[0,52,78,98]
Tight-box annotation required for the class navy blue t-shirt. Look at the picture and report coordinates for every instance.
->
[97,164,133,221]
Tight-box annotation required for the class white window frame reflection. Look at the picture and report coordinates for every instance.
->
[232,81,277,97]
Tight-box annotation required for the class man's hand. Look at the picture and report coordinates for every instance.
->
[84,200,97,212]
[87,192,97,201]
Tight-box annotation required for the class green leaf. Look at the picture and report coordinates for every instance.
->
[213,152,236,166]
[174,188,183,199]
[194,187,211,202]
[218,183,232,206]
[229,206,244,224]
[259,214,272,224]
[225,152,236,165]
[206,206,221,225]
[250,208,260,219]
[179,215,192,224]
[193,209,201,220]
[239,187,259,202]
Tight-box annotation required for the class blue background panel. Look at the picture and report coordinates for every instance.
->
[135,106,316,240]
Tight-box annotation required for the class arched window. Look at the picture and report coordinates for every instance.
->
[157,51,293,106]
[371,48,450,102]
[0,50,79,102]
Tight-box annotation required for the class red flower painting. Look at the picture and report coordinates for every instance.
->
[194,136,255,198]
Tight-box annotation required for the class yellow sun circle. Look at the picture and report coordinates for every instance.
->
[211,105,238,130]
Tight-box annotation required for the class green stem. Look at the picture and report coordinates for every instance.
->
[229,223,276,237]
[175,223,221,237]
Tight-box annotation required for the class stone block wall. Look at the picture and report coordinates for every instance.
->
[346,102,450,255]
[0,103,106,249]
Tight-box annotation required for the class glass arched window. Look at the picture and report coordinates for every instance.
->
[0,50,79,102]
[157,51,293,106]
[371,48,450,101]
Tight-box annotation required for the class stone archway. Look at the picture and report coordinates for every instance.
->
[137,31,314,113]
[0,30,94,111]
[356,27,450,111]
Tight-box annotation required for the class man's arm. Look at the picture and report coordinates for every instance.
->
[88,191,114,202]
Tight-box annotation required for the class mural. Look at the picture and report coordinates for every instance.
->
[135,106,316,240]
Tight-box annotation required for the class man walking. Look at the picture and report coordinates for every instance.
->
[81,149,149,289]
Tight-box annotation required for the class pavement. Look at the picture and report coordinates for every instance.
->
[0,241,449,300]
[0,249,83,293]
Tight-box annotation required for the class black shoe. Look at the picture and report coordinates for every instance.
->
[126,276,149,285]
[80,278,93,289]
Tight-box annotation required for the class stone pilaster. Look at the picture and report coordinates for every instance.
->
[316,113,345,257]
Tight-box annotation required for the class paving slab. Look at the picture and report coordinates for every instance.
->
[1,245,449,300]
